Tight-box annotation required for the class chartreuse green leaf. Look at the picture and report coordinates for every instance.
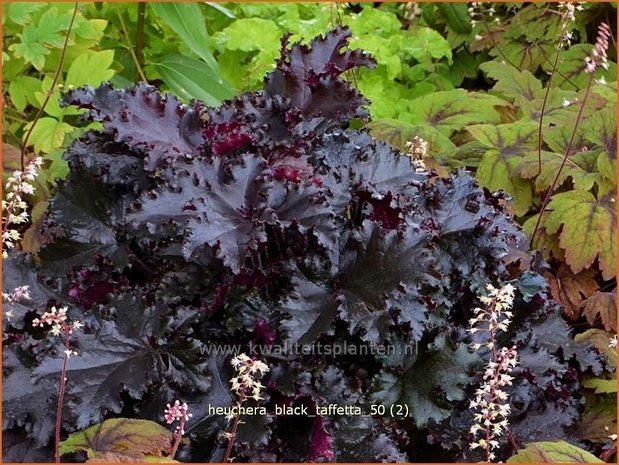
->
[23,117,74,154]
[150,3,218,71]
[65,50,115,87]
[9,26,49,70]
[545,191,616,280]
[34,77,82,120]
[582,377,618,394]
[60,418,175,462]
[467,122,538,216]
[8,76,41,112]
[151,54,235,106]
[216,18,281,52]
[8,6,72,70]
[5,2,46,25]
[402,27,452,64]
[507,441,603,463]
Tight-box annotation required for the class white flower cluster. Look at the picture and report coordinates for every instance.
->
[469,346,518,460]
[32,306,83,338]
[405,136,429,173]
[400,2,422,22]
[468,2,499,25]
[468,283,518,462]
[2,157,43,258]
[557,2,584,23]
[468,283,515,350]
[585,22,611,74]
[164,400,193,435]
[2,285,31,322]
[557,2,584,48]
[230,353,270,402]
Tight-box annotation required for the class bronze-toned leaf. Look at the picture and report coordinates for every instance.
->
[60,418,174,461]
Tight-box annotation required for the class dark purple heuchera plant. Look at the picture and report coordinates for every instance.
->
[2,27,607,462]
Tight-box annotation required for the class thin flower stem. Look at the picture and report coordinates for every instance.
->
[529,72,594,247]
[223,396,245,463]
[20,2,78,170]
[54,331,70,463]
[536,46,562,176]
[482,20,520,71]
[170,416,186,459]
[507,428,518,451]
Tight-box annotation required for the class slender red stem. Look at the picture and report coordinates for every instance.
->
[536,46,562,176]
[54,330,70,463]
[169,416,186,459]
[223,395,245,463]
[529,72,594,247]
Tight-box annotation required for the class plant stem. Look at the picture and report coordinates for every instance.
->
[170,416,186,459]
[117,9,148,83]
[20,2,78,170]
[536,45,561,176]
[529,72,594,247]
[482,20,520,71]
[54,331,71,463]
[223,395,245,463]
[135,3,145,68]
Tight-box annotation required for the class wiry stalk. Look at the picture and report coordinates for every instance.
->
[20,3,78,170]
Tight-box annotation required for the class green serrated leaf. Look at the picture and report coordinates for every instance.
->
[9,26,49,70]
[437,3,472,34]
[23,117,74,154]
[405,90,508,135]
[545,191,616,279]
[401,27,452,64]
[507,441,603,463]
[33,7,72,48]
[597,150,617,185]
[467,123,538,216]
[8,76,41,112]
[481,61,543,103]
[583,107,616,158]
[73,18,108,41]
[65,50,115,88]
[515,150,600,193]
[490,40,554,74]
[6,2,46,25]
[216,18,282,52]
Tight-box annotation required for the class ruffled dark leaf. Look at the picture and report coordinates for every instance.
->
[265,26,376,123]
[63,83,203,170]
